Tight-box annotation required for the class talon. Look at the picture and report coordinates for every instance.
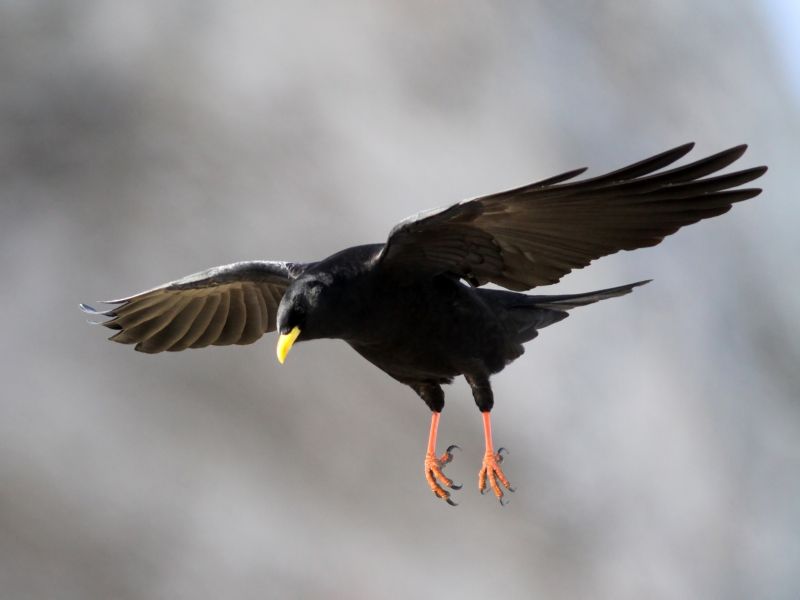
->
[497,447,508,463]
[478,450,513,501]
[440,443,460,465]
[425,445,461,503]
[424,413,461,504]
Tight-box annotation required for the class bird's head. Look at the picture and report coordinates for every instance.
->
[275,275,333,364]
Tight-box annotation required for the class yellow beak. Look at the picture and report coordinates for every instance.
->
[276,326,301,364]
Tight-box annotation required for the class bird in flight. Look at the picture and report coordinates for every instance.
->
[82,143,766,505]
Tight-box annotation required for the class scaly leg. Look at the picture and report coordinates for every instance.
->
[424,412,461,505]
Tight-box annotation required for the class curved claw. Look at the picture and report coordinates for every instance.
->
[425,448,461,504]
[440,443,461,466]
[497,447,509,463]
[478,449,513,501]
[499,496,509,507]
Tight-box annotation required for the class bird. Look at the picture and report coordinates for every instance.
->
[81,143,766,505]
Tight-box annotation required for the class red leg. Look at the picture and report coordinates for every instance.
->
[478,411,514,504]
[424,411,461,505]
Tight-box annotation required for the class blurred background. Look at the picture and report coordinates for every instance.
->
[1,1,798,598]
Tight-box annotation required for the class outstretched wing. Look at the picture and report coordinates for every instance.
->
[81,261,307,353]
[378,143,766,291]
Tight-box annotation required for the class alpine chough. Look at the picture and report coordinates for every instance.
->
[82,143,766,505]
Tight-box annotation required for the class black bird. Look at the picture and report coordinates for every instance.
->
[81,143,766,505]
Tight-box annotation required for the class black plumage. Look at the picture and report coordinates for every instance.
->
[82,143,766,505]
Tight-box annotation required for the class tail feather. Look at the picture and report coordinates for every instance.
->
[528,280,651,310]
[478,280,650,347]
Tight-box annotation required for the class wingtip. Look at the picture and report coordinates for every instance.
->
[621,279,652,294]
[707,143,749,164]
[530,166,589,187]
[678,142,750,156]
[729,143,749,159]
[667,142,695,158]
[80,302,116,317]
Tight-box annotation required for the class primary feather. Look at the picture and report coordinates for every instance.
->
[379,143,765,290]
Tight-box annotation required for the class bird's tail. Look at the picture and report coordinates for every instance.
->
[527,280,651,310]
[480,280,650,345]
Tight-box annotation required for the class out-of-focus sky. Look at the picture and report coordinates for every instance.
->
[1,2,798,599]
[761,0,800,97]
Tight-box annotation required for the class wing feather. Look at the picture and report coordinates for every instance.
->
[238,285,264,345]
[138,297,206,354]
[169,296,215,351]
[192,292,230,348]
[81,261,305,353]
[214,287,246,346]
[177,294,221,349]
[108,295,186,344]
[379,144,766,290]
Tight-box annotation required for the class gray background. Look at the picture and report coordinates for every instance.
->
[1,1,798,599]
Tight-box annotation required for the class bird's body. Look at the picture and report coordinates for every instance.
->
[82,143,766,505]
[348,274,517,385]
[310,247,515,382]
[285,243,638,392]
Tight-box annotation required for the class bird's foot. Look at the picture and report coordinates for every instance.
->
[424,444,462,506]
[478,447,514,505]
